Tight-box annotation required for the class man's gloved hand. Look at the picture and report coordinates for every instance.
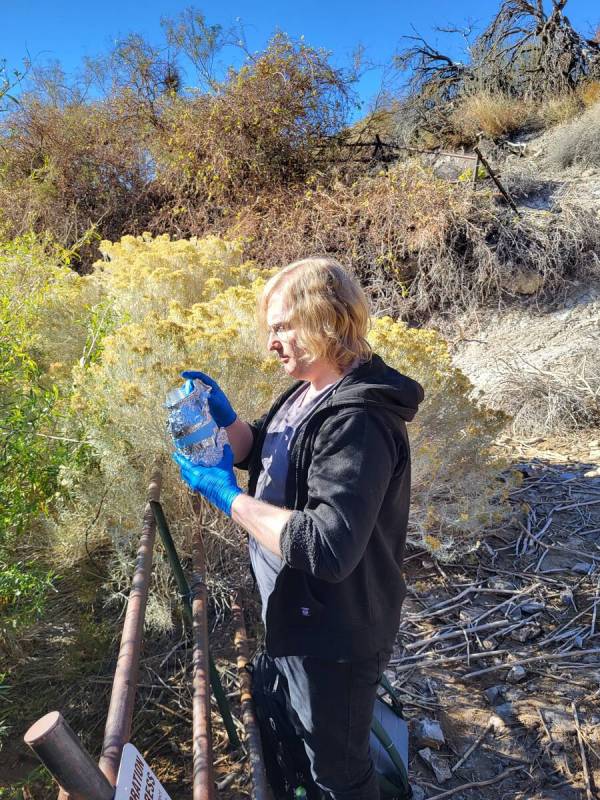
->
[181,370,237,428]
[173,445,242,516]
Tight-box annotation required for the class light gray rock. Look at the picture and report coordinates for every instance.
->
[414,718,445,749]
[459,606,485,623]
[484,685,505,705]
[487,577,515,591]
[559,588,575,606]
[507,665,528,683]
[418,748,453,783]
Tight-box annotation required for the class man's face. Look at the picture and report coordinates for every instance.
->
[266,290,308,380]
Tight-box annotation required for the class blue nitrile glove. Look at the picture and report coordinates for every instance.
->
[173,445,242,516]
[181,370,237,428]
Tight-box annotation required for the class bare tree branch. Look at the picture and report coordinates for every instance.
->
[394,0,600,142]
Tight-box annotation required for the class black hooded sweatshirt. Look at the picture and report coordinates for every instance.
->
[236,353,424,660]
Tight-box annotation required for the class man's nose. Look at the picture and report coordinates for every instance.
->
[267,331,281,350]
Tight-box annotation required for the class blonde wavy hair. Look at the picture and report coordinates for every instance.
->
[258,257,372,369]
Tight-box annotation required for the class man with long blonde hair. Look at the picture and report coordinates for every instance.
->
[175,257,423,799]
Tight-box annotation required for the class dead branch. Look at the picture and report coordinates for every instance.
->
[425,765,526,799]
[463,647,600,679]
[572,701,593,800]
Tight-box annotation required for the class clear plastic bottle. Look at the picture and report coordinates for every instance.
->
[165,378,228,466]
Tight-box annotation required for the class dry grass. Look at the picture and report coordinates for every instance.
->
[397,2,600,149]
[448,90,587,145]
[537,92,584,128]
[546,100,600,169]
[579,79,600,108]
[489,347,600,436]
[450,92,535,143]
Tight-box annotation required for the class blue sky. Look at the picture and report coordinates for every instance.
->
[3,0,599,115]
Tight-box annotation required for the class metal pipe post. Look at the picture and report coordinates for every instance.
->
[149,500,193,629]
[472,154,480,188]
[208,655,240,749]
[150,499,240,748]
[232,594,272,800]
[473,145,521,216]
[191,521,215,800]
[24,711,114,800]
[98,467,162,784]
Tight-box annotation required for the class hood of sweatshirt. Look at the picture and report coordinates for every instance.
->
[326,353,424,422]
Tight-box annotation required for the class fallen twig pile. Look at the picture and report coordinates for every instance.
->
[392,453,600,799]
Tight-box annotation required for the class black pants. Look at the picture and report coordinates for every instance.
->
[273,650,391,800]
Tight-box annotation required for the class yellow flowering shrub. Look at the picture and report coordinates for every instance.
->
[0,234,96,378]
[57,236,280,625]
[16,234,509,629]
[368,317,508,559]
[94,233,264,321]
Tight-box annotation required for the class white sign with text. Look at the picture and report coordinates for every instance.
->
[114,743,172,800]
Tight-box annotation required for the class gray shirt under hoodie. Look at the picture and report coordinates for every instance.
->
[249,377,345,623]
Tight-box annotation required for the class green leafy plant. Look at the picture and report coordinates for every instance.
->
[0,561,57,627]
[0,235,89,633]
